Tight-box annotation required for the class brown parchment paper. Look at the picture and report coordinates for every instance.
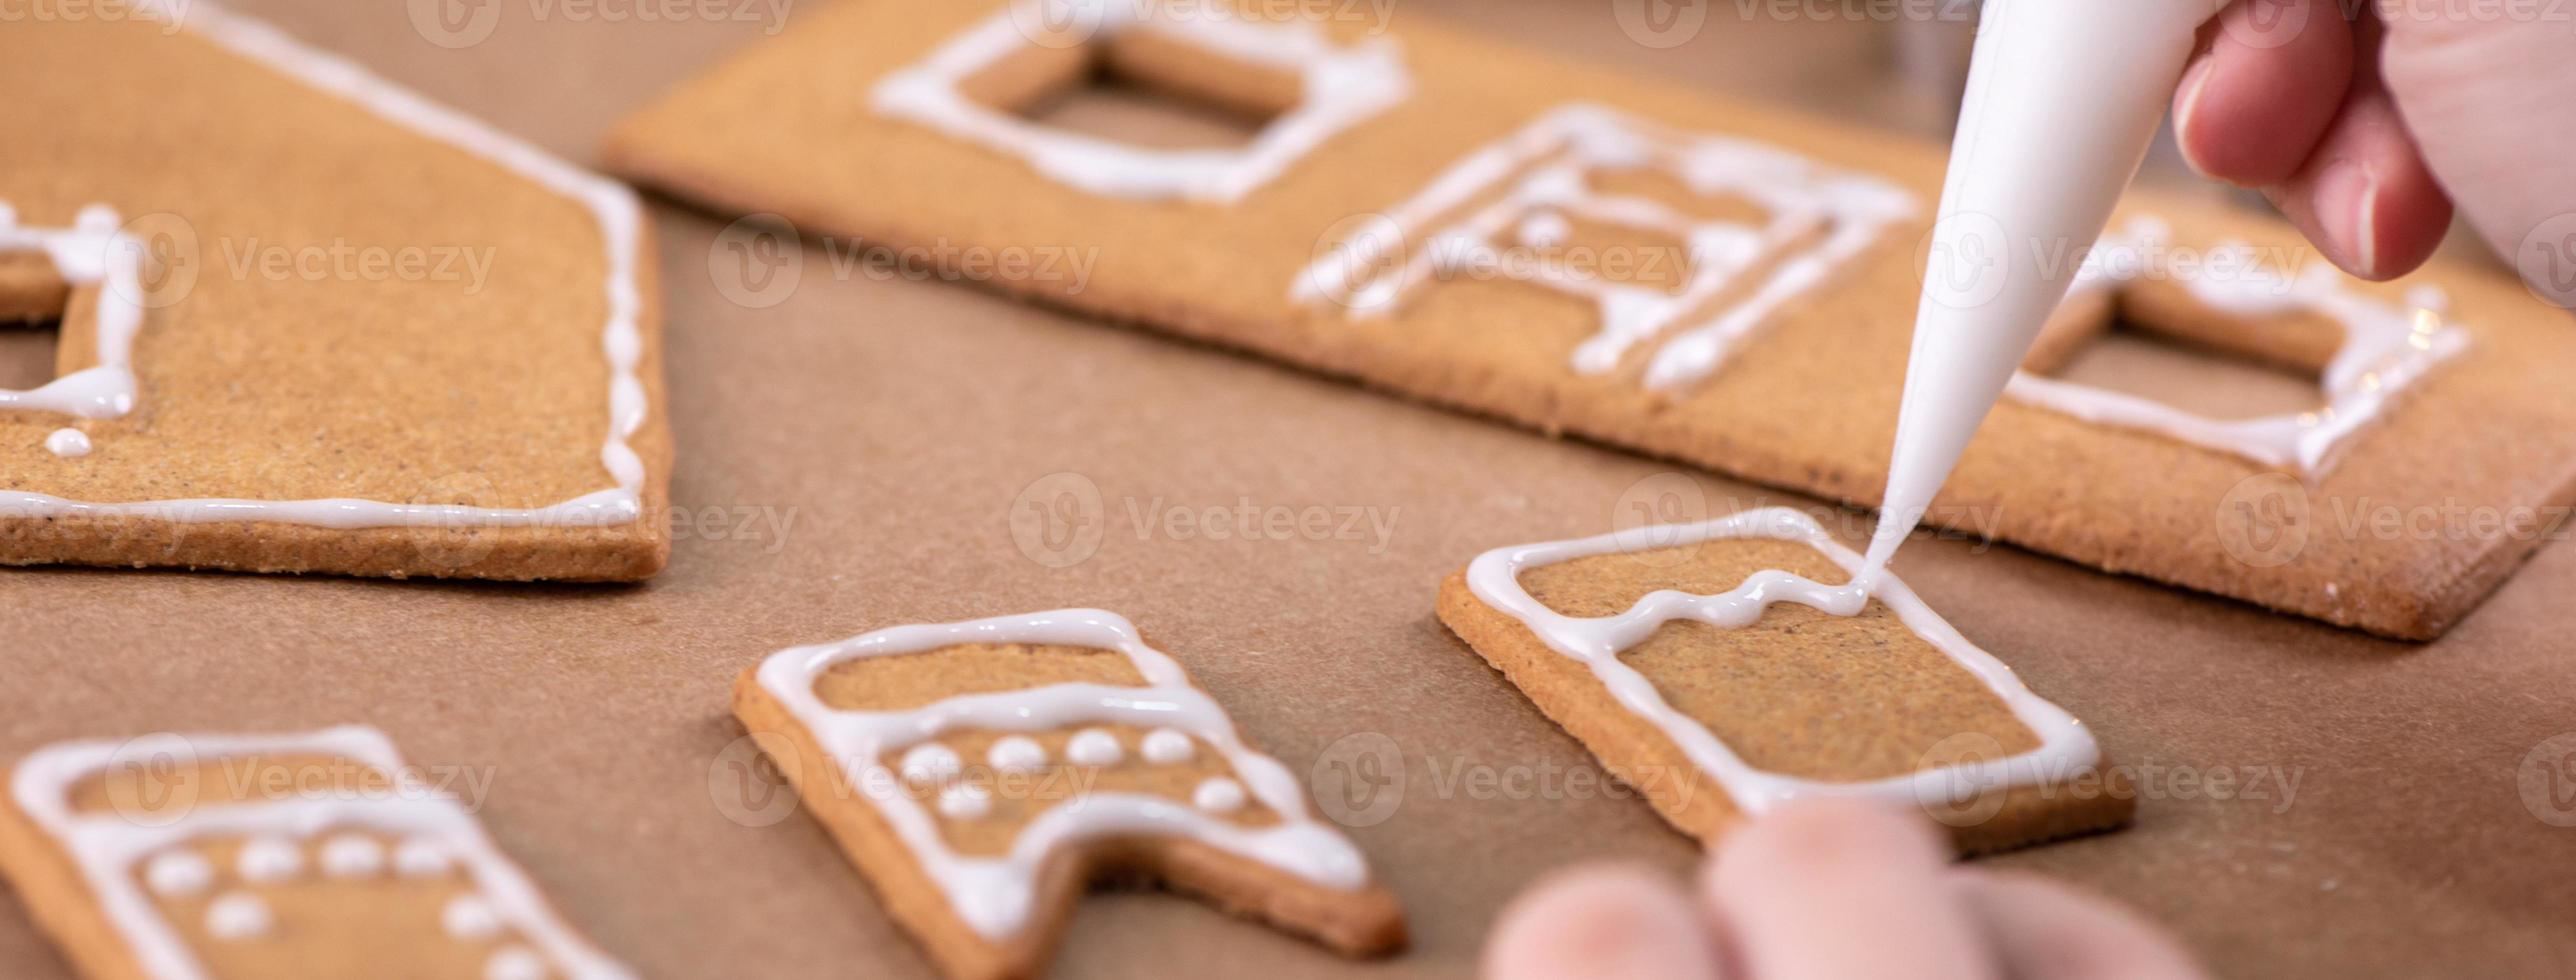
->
[3,2,2573,978]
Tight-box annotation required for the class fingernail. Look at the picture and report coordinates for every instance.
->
[2173,59,2218,173]
[2314,162,2380,278]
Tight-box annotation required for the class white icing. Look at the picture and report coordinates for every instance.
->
[753,609,1372,941]
[899,744,964,786]
[1138,728,1194,765]
[318,833,384,878]
[0,2,651,531]
[2004,218,2471,474]
[937,784,994,821]
[44,428,91,458]
[486,946,546,980]
[0,209,141,419]
[234,837,304,884]
[985,736,1046,774]
[203,892,270,941]
[1463,507,2102,815]
[7,727,633,980]
[1291,103,1915,388]
[1064,729,1123,767]
[142,851,212,899]
[444,894,504,941]
[393,838,456,878]
[1191,777,1245,815]
[871,0,1411,203]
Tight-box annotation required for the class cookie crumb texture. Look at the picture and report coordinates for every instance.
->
[1438,535,2134,854]
[0,728,632,980]
[736,629,1405,980]
[610,0,2576,638]
[1,11,670,581]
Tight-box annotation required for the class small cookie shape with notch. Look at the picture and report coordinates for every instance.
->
[734,608,1404,980]
[0,726,632,980]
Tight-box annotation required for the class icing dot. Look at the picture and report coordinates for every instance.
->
[44,428,90,458]
[484,945,546,980]
[899,744,962,785]
[204,892,271,940]
[318,834,385,878]
[443,894,504,941]
[143,850,213,898]
[235,837,304,884]
[937,783,992,821]
[1064,729,1123,767]
[1139,729,1195,765]
[1192,777,1246,815]
[985,736,1046,774]
[393,838,456,878]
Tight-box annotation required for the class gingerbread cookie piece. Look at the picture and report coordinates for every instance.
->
[735,609,1403,980]
[1,2,669,581]
[0,726,632,979]
[609,0,2576,639]
[1437,508,2132,854]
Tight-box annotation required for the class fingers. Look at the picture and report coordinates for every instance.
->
[1703,799,1993,980]
[2258,13,2453,280]
[1960,870,2211,980]
[1484,864,1727,980]
[2174,0,2356,186]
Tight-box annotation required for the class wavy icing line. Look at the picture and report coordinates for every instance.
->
[7,725,633,980]
[1463,507,2102,815]
[871,0,1412,203]
[2005,217,2470,474]
[1,1,648,529]
[753,608,1372,940]
[1290,102,1918,389]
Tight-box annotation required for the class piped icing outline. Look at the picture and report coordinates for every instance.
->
[0,1,650,529]
[1463,507,2102,815]
[2006,217,2471,474]
[7,725,634,980]
[1290,102,1918,389]
[753,608,1373,940]
[0,205,145,419]
[870,0,1412,204]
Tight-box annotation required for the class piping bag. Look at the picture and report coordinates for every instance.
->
[1860,0,2229,581]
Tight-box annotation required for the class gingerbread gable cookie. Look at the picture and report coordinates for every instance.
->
[609,0,2576,638]
[735,609,1403,980]
[1,2,669,581]
[1437,508,2132,854]
[0,726,632,979]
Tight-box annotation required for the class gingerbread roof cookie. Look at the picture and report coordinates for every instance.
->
[1,2,669,581]
[609,0,2576,638]
[735,609,1403,980]
[0,726,632,979]
[1437,508,2133,854]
